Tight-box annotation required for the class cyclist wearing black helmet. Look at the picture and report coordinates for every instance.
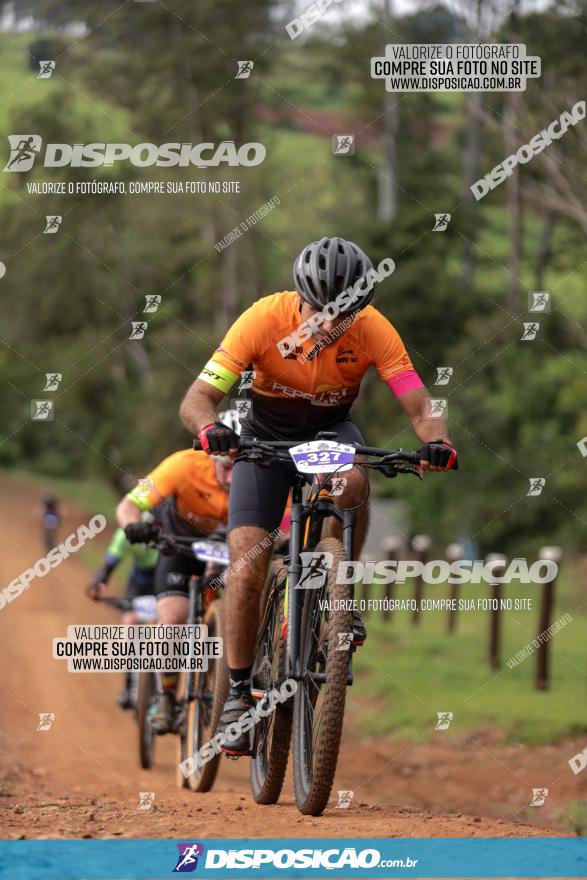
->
[180,236,458,755]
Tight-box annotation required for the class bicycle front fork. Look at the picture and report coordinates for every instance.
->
[285,503,356,681]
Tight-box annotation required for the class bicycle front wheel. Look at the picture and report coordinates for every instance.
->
[292,537,351,815]
[137,672,156,770]
[183,599,229,793]
[250,560,293,805]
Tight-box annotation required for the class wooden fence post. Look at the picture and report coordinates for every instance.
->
[535,545,562,691]
[412,534,431,626]
[486,553,507,670]
[446,542,465,634]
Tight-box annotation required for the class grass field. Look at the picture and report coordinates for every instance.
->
[354,569,587,745]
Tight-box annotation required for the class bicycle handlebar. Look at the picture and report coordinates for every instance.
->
[93,595,132,612]
[192,434,422,475]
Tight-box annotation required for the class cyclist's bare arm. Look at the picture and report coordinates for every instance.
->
[397,386,452,444]
[179,379,225,435]
[116,496,142,528]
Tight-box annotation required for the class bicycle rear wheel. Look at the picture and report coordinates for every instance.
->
[180,600,229,792]
[250,560,293,805]
[137,672,156,769]
[292,537,351,815]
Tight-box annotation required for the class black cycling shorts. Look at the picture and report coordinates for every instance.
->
[124,566,156,600]
[153,551,205,600]
[228,418,365,534]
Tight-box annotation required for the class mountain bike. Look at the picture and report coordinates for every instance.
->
[94,594,159,769]
[229,432,422,815]
[151,532,230,793]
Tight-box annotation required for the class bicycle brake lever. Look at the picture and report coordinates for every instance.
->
[396,464,423,480]
[378,464,398,478]
[260,454,279,468]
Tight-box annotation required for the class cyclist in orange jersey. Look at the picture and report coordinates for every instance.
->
[116,428,235,733]
[180,237,458,754]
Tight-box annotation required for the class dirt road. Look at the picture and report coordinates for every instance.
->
[0,476,568,841]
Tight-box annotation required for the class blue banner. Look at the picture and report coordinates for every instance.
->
[0,838,585,879]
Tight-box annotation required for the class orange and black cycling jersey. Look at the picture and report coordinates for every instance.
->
[197,290,423,437]
[127,449,229,535]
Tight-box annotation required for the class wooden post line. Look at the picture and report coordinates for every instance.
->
[535,545,562,691]
[411,534,431,626]
[446,542,465,634]
[486,553,507,670]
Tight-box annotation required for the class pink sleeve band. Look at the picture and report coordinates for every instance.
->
[386,369,424,398]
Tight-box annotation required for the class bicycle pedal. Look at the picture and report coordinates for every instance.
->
[222,746,252,759]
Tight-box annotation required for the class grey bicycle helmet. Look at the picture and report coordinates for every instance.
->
[293,236,374,312]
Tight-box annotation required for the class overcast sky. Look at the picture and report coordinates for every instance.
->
[292,0,554,26]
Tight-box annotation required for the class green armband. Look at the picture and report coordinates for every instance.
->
[126,489,152,511]
[198,359,239,394]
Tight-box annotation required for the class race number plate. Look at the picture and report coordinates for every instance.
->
[289,440,355,474]
[192,540,230,565]
[131,595,158,622]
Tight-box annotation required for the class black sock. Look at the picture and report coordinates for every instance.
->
[228,666,252,695]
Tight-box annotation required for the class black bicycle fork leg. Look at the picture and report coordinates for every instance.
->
[341,508,356,687]
[286,503,305,680]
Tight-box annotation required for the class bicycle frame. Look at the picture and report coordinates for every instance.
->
[191,432,422,691]
[285,472,356,681]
